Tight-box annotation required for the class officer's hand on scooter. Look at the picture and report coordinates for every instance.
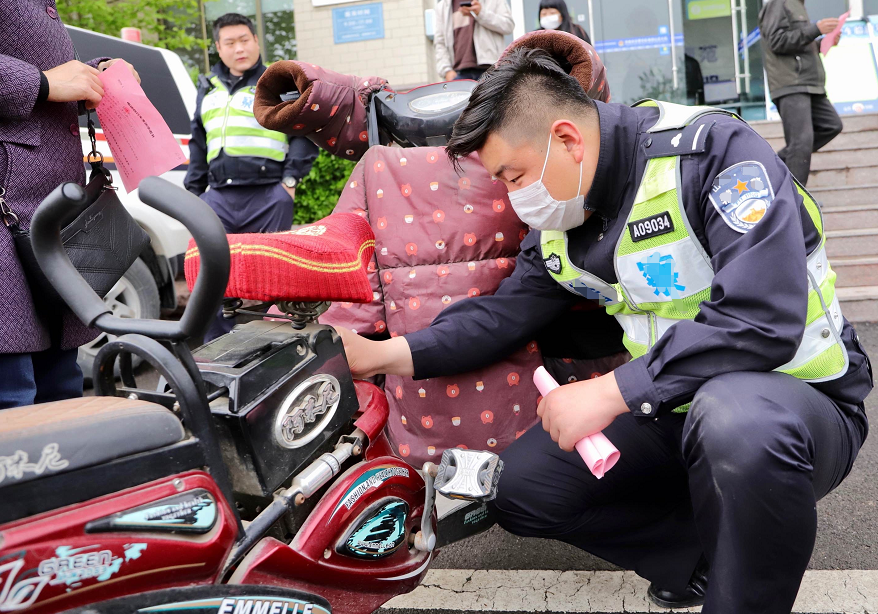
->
[537,372,630,452]
[45,60,105,109]
[335,326,415,379]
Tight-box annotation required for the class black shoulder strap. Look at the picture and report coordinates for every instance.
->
[642,119,717,159]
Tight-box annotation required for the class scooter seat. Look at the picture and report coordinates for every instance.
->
[0,396,184,488]
[184,212,376,304]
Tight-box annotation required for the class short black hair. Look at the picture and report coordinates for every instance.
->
[213,13,256,41]
[446,48,596,167]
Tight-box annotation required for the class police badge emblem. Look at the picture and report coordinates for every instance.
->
[544,253,563,274]
[708,161,775,233]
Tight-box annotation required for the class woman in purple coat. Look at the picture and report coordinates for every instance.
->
[0,1,138,409]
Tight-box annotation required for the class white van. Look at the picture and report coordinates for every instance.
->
[67,26,196,377]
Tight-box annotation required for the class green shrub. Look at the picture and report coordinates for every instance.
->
[294,150,357,224]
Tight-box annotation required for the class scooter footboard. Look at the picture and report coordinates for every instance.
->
[435,496,497,549]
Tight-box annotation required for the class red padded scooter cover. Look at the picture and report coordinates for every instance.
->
[321,147,544,465]
[184,212,375,303]
[255,61,387,161]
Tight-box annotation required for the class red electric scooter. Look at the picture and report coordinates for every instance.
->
[0,170,501,614]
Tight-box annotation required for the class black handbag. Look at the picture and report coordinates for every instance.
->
[1,114,150,309]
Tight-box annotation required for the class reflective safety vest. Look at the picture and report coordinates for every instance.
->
[540,100,848,411]
[201,75,289,163]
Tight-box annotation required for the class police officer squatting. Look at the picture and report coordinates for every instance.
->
[338,48,873,613]
[184,13,318,341]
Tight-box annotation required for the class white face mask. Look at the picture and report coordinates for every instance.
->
[540,14,562,30]
[507,134,585,231]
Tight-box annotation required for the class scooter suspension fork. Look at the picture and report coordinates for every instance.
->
[222,428,366,576]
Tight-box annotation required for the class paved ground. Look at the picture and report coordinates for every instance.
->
[113,322,878,612]
[382,570,878,613]
[427,321,878,574]
[378,322,878,613]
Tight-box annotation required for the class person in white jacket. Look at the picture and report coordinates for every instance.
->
[434,0,515,81]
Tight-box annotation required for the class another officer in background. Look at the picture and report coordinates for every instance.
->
[337,49,872,613]
[185,12,318,340]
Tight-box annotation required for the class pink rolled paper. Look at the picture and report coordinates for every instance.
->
[534,366,620,479]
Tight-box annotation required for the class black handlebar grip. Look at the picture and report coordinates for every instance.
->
[137,177,230,340]
[30,178,230,341]
[30,183,112,327]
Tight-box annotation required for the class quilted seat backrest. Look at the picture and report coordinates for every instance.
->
[323,146,544,465]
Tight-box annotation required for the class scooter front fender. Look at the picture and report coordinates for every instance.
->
[230,456,433,614]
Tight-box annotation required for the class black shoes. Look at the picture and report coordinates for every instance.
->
[647,558,709,609]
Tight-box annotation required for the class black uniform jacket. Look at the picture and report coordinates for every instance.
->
[406,101,871,432]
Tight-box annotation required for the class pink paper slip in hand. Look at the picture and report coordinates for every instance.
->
[820,11,849,56]
[534,366,620,479]
[96,61,186,193]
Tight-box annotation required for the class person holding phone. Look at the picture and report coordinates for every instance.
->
[434,0,514,82]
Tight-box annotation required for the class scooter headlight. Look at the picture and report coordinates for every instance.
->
[408,90,471,115]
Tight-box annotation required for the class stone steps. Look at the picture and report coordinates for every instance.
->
[751,114,878,320]
[826,227,878,258]
[809,147,878,171]
[833,256,878,288]
[808,164,878,188]
[837,285,878,322]
[750,112,878,139]
[764,129,878,152]
[822,203,878,230]
[809,184,878,207]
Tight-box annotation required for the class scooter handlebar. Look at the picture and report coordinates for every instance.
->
[30,177,230,341]
[138,176,230,340]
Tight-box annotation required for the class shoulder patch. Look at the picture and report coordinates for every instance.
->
[708,161,775,233]
[642,120,715,159]
[544,253,562,274]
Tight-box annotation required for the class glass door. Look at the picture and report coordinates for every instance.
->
[682,0,767,119]
[590,0,687,104]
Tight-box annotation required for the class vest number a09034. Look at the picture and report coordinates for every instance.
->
[627,212,675,242]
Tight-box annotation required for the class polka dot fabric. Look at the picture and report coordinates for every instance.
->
[321,146,625,466]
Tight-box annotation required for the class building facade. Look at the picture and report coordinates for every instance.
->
[197,0,878,119]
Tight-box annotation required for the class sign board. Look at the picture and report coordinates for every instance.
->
[332,2,384,43]
[313,0,366,7]
[687,0,731,20]
[823,17,878,115]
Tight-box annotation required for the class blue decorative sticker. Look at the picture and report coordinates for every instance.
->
[708,161,775,233]
[87,489,218,534]
[340,499,409,559]
[637,253,686,298]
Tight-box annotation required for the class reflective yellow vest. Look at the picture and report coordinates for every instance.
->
[201,75,289,163]
[540,100,848,411]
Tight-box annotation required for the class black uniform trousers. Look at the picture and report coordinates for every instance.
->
[775,93,843,186]
[201,183,296,342]
[493,371,864,614]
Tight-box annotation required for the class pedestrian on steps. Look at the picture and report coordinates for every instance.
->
[759,0,843,185]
